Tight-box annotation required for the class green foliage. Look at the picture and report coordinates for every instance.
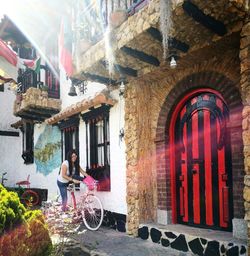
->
[0,184,26,234]
[0,185,52,256]
[24,210,52,256]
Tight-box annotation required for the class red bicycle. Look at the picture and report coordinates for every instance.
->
[16,175,39,207]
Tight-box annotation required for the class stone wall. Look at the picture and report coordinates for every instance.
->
[240,18,250,253]
[13,87,61,115]
[124,48,245,235]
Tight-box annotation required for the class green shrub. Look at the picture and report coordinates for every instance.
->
[0,185,52,256]
[25,210,52,256]
[0,184,26,234]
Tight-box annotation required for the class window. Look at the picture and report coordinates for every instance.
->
[45,64,60,99]
[81,105,110,191]
[58,116,79,160]
[21,121,34,164]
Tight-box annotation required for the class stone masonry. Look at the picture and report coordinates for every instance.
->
[73,0,250,249]
[124,48,245,236]
[13,87,61,116]
[240,18,250,255]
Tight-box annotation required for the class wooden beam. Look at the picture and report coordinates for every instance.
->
[82,72,117,85]
[58,116,79,130]
[16,107,59,122]
[147,27,162,42]
[16,113,45,122]
[100,61,137,77]
[115,64,137,77]
[24,108,59,117]
[121,46,160,66]
[147,27,189,53]
[0,130,19,137]
[182,1,227,36]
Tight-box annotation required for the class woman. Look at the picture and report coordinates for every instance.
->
[57,149,89,211]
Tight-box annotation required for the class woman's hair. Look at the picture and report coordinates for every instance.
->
[66,149,79,175]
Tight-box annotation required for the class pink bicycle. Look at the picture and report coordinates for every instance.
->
[67,176,104,231]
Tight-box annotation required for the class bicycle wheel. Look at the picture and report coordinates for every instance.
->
[81,195,103,231]
[21,190,39,207]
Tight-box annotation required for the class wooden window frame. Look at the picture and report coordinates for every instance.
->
[21,121,34,164]
[58,116,80,161]
[81,105,111,191]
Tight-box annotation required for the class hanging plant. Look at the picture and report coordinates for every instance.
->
[160,0,173,60]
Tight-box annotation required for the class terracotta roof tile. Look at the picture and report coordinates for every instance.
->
[45,89,116,125]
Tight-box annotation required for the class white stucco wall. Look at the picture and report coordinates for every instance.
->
[0,85,19,131]
[0,85,23,187]
[97,89,127,215]
[78,89,127,215]
[59,67,106,108]
[0,86,60,199]
[1,67,127,216]
[59,69,127,215]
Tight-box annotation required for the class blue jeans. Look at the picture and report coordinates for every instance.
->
[57,175,84,211]
[57,180,69,211]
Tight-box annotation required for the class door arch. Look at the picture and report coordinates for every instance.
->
[170,88,233,230]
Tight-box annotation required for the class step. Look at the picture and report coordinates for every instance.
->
[138,223,247,256]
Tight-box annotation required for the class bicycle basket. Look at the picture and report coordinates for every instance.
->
[83,176,96,190]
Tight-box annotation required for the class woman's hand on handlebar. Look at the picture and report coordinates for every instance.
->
[72,179,81,184]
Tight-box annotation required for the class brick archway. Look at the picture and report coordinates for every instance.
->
[155,71,244,224]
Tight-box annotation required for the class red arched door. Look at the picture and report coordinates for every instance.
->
[171,90,233,230]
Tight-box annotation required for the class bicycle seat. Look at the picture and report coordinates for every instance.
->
[16,175,30,188]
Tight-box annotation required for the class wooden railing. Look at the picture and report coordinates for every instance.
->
[17,66,60,99]
[108,0,149,15]
[74,0,148,45]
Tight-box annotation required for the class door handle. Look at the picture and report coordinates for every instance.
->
[192,169,197,174]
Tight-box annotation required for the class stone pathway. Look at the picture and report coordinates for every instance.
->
[43,201,89,255]
[71,226,193,256]
[43,201,193,256]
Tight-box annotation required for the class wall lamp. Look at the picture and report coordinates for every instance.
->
[168,51,178,69]
[119,128,124,141]
[119,77,126,96]
[170,56,177,69]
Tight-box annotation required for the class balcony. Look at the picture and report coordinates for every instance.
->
[72,0,247,84]
[73,0,149,48]
[13,67,61,122]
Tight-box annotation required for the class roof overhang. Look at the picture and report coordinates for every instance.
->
[45,89,117,125]
[72,0,247,84]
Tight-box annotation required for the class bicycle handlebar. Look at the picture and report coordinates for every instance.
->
[68,180,98,192]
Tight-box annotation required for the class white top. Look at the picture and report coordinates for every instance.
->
[57,160,75,183]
